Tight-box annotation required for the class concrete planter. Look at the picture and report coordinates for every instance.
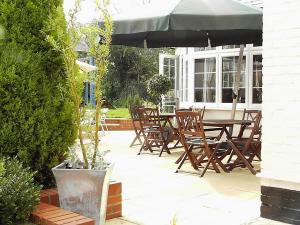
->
[52,161,114,225]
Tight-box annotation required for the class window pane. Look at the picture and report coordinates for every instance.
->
[206,73,216,88]
[195,89,204,102]
[194,57,216,103]
[253,55,263,104]
[171,78,175,89]
[163,58,169,66]
[170,58,175,66]
[253,88,262,104]
[205,89,216,102]
[222,56,246,103]
[195,59,204,73]
[222,45,240,49]
[195,74,204,88]
[222,88,232,103]
[163,66,169,75]
[170,66,175,79]
[194,46,216,52]
[222,56,246,72]
[222,88,245,103]
[206,58,216,72]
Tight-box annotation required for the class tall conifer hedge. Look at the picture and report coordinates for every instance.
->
[0,0,76,187]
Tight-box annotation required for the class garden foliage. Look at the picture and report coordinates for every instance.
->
[0,157,41,225]
[146,74,172,106]
[103,46,174,107]
[0,0,76,187]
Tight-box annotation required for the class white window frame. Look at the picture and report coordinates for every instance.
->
[248,49,263,109]
[193,56,218,104]
[159,53,179,97]
[218,51,248,109]
[176,45,262,110]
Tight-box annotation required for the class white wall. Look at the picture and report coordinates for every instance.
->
[260,0,300,190]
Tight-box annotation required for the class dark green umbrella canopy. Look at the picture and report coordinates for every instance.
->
[110,0,262,48]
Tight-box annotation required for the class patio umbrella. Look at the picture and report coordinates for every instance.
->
[110,0,262,48]
[76,60,97,73]
[107,0,262,121]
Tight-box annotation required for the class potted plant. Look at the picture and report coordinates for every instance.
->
[146,73,172,110]
[48,1,113,224]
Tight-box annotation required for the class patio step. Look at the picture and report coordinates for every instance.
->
[31,202,95,225]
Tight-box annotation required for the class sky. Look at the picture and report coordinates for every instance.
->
[63,0,180,23]
[63,0,147,23]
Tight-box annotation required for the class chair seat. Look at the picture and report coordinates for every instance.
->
[186,138,221,146]
[231,137,261,145]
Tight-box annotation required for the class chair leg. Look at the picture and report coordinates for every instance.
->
[227,141,257,175]
[226,150,234,163]
[138,142,145,155]
[130,130,143,147]
[175,152,185,164]
[200,148,218,177]
[176,153,188,172]
[130,135,139,147]
[159,140,170,157]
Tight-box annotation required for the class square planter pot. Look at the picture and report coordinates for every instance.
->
[52,161,114,225]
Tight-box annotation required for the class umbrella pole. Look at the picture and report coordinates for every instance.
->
[229,45,244,134]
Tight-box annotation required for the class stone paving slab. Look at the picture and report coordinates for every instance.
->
[97,131,286,225]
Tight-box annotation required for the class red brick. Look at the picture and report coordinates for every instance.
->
[55,215,87,224]
[40,189,60,206]
[30,203,95,225]
[108,182,122,196]
[106,204,122,214]
[51,214,82,222]
[36,202,57,211]
[106,211,122,220]
[40,193,49,203]
[107,195,122,205]
[34,181,122,223]
[63,218,94,225]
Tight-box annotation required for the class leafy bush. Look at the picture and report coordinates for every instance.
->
[0,157,41,225]
[146,74,172,105]
[103,46,174,104]
[0,1,76,186]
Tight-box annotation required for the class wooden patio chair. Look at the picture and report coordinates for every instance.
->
[237,109,261,136]
[227,111,262,175]
[175,111,228,177]
[137,107,171,157]
[227,109,262,163]
[173,107,205,149]
[129,105,144,147]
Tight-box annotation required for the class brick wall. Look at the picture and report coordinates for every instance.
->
[261,0,300,190]
[38,181,122,220]
[105,119,134,130]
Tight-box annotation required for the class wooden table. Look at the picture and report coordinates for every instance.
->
[203,119,252,140]
[203,119,258,174]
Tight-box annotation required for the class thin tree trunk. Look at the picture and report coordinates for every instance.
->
[229,45,244,135]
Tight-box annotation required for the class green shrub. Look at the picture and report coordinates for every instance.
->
[0,157,41,225]
[146,74,172,106]
[0,1,76,187]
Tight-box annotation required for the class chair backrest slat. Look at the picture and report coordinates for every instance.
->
[175,111,209,148]
[244,111,262,149]
[129,105,144,121]
[137,107,162,129]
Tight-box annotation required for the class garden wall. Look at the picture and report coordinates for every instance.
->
[105,118,134,131]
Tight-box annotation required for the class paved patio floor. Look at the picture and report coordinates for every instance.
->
[99,131,287,225]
